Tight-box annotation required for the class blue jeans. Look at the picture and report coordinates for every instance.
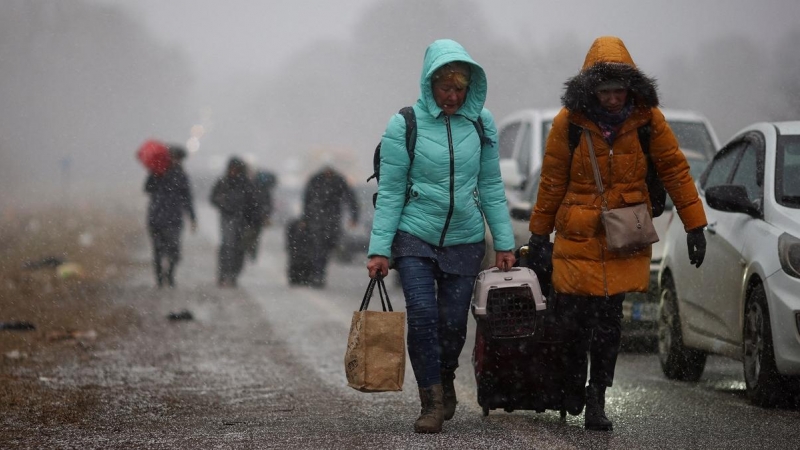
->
[394,256,476,388]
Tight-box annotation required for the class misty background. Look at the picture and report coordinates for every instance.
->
[1,0,799,208]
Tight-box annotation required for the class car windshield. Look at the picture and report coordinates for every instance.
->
[776,135,800,208]
[667,121,717,159]
[665,155,709,210]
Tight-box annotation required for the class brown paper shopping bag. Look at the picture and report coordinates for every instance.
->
[344,276,405,392]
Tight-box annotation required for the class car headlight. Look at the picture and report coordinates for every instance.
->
[778,232,800,279]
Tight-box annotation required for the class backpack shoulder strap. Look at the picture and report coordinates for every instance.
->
[637,123,652,155]
[366,106,416,184]
[568,122,582,153]
[565,122,582,178]
[398,106,417,163]
[638,122,668,216]
[474,116,492,147]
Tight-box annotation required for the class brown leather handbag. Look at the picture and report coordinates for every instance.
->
[585,131,659,254]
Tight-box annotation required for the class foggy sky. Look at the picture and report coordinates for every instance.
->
[3,0,799,208]
[95,0,798,88]
[103,0,797,181]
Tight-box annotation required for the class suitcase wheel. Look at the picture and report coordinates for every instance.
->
[560,408,567,420]
[482,404,490,417]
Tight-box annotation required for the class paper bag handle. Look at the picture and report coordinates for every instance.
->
[360,276,394,312]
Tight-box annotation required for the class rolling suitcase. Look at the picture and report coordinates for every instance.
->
[285,218,314,285]
[471,266,586,418]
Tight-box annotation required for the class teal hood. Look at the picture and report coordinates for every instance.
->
[418,39,487,121]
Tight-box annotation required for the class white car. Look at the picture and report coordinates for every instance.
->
[656,121,800,406]
[487,109,720,342]
[497,108,562,191]
[496,108,720,192]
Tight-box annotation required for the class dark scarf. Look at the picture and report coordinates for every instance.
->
[586,101,633,144]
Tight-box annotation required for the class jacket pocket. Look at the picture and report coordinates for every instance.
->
[555,204,601,239]
[620,190,646,205]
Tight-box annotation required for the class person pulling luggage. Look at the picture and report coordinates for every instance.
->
[526,36,708,431]
[366,39,515,434]
[300,164,359,288]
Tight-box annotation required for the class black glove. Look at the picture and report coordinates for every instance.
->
[687,228,706,268]
[528,233,550,249]
[526,234,553,274]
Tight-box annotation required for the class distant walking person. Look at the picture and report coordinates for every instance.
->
[210,157,256,287]
[144,146,196,288]
[301,164,359,287]
[243,170,277,261]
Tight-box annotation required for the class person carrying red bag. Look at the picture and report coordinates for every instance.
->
[143,145,197,288]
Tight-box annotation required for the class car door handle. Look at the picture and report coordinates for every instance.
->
[706,222,717,235]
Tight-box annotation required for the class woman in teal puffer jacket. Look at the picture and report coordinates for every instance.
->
[367,39,515,433]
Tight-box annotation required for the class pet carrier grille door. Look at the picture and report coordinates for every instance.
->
[486,286,538,337]
[471,267,547,338]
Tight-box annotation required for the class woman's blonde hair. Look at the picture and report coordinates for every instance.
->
[432,62,471,89]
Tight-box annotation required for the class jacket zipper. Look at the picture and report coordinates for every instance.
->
[439,115,455,246]
[609,146,614,186]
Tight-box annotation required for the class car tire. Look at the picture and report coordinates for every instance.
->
[742,283,794,407]
[658,275,706,381]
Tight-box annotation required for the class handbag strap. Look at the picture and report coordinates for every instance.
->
[359,276,394,312]
[584,131,609,211]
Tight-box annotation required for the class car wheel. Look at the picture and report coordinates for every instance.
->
[658,275,706,381]
[743,283,791,407]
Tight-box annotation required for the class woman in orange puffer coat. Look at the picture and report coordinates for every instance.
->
[527,36,708,431]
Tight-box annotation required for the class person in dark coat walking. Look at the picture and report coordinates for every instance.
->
[144,146,196,288]
[300,165,359,287]
[210,157,256,287]
[243,170,277,261]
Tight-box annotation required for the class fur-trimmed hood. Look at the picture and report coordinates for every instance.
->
[562,36,659,112]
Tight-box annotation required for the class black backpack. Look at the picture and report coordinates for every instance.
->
[567,122,667,217]
[367,106,489,207]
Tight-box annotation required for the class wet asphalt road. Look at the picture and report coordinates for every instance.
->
[9,205,799,449]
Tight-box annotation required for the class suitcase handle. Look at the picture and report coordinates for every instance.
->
[359,276,394,312]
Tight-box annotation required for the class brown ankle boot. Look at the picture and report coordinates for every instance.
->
[441,370,457,420]
[414,384,444,433]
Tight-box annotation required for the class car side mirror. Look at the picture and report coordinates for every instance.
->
[705,184,760,217]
